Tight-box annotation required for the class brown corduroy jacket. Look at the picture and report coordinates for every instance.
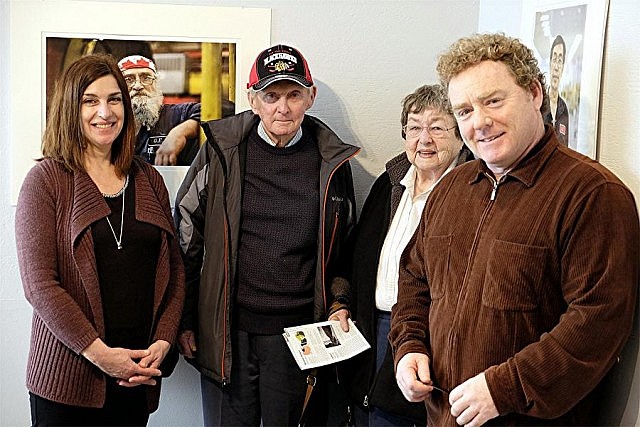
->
[390,128,639,426]
[15,157,184,412]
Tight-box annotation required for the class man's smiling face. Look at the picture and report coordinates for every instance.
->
[448,60,545,177]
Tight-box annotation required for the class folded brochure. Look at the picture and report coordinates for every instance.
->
[283,319,371,370]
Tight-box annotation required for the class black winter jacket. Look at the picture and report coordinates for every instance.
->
[174,111,359,384]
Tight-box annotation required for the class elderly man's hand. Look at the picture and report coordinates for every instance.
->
[395,352,433,402]
[449,372,499,426]
[178,330,197,359]
[328,308,350,332]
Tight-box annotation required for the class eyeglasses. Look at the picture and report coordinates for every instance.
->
[403,124,456,139]
[124,73,156,87]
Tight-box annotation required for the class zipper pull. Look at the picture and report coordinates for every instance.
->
[490,180,498,201]
[363,395,369,407]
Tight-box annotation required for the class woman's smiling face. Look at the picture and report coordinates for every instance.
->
[80,74,124,153]
[403,109,462,176]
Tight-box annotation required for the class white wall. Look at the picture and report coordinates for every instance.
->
[1,1,637,426]
[0,0,34,424]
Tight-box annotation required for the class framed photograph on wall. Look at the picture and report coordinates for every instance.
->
[9,1,271,203]
[47,37,236,171]
[521,0,609,159]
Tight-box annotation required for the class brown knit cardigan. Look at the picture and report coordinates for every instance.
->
[15,157,185,412]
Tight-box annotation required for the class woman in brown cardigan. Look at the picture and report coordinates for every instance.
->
[15,54,184,426]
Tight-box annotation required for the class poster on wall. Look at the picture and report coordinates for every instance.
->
[46,37,236,168]
[521,0,609,159]
[9,1,271,204]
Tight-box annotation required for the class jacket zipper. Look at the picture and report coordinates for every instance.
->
[363,361,383,408]
[208,136,232,386]
[221,213,230,385]
[320,151,359,310]
[490,176,499,200]
[324,211,340,270]
[447,173,498,388]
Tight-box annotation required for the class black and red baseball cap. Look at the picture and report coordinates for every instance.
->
[247,44,314,90]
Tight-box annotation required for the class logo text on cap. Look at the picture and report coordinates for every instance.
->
[264,53,298,66]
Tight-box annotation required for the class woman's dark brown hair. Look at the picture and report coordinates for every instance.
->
[42,53,136,177]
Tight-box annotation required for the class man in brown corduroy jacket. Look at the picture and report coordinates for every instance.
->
[389,33,639,426]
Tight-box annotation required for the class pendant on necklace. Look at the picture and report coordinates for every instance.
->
[104,175,127,252]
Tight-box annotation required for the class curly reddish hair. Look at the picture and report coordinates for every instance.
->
[436,33,549,116]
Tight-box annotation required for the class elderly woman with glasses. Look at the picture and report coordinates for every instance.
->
[341,84,473,426]
[15,54,184,426]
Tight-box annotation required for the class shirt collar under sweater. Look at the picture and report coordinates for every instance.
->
[258,122,303,147]
[375,158,459,311]
[399,159,458,201]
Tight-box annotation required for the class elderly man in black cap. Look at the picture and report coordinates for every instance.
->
[175,44,359,426]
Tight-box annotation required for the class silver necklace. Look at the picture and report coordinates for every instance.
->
[104,175,129,250]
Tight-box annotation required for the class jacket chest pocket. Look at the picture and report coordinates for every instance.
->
[482,239,549,311]
[425,234,452,300]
